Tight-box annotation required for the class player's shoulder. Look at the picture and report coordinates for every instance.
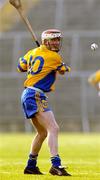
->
[90,70,100,77]
[89,69,100,84]
[95,70,100,79]
[52,51,62,61]
[24,49,33,55]
[25,47,39,57]
[49,51,62,59]
[28,48,37,54]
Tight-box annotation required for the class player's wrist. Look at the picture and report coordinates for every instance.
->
[61,63,71,72]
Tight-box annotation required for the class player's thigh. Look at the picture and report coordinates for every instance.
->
[31,116,47,135]
[35,111,59,131]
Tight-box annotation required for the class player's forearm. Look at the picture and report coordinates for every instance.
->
[17,65,27,72]
[17,58,27,72]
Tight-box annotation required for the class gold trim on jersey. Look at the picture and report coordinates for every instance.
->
[35,91,48,112]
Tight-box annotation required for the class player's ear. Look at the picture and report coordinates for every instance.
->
[43,39,49,45]
[42,39,46,44]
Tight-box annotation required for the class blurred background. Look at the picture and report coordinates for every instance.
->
[0,0,100,133]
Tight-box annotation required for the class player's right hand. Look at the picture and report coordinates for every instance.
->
[66,66,71,72]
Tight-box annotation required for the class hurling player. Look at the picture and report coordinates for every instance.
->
[17,29,71,176]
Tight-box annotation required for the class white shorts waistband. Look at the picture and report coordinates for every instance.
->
[27,86,44,93]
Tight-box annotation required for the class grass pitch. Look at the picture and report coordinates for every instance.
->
[0,133,100,180]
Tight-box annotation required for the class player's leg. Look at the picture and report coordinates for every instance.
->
[24,116,47,174]
[21,88,48,174]
[35,111,71,176]
[30,117,47,155]
[36,110,59,156]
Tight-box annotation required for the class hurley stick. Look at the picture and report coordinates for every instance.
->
[9,0,40,47]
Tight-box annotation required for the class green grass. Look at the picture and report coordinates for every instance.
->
[0,133,100,180]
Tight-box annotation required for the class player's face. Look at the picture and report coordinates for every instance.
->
[45,37,62,52]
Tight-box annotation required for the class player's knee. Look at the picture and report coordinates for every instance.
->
[51,124,59,134]
[55,125,59,134]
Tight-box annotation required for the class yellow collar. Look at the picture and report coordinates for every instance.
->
[39,45,49,51]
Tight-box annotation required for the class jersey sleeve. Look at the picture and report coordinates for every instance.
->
[17,50,31,72]
[53,53,70,72]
